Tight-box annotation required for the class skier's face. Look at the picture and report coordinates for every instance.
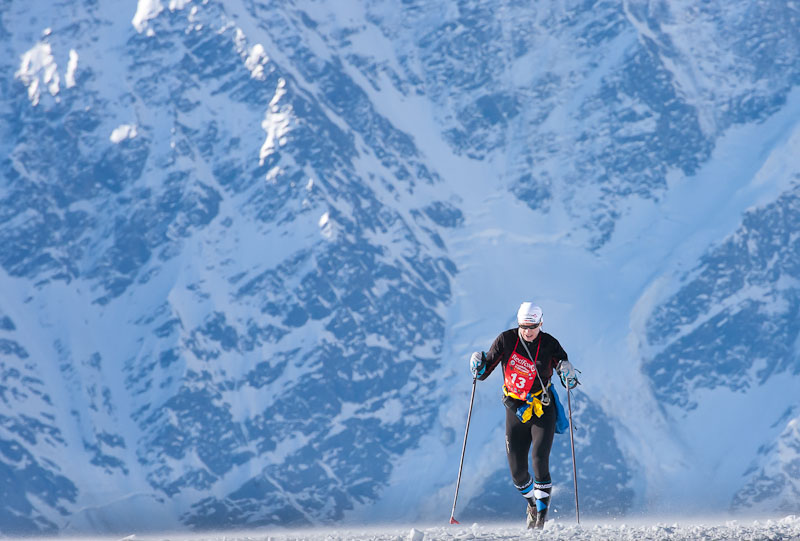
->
[518,323,540,341]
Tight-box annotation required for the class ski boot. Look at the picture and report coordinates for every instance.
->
[526,501,548,530]
[534,506,548,529]
[525,501,537,529]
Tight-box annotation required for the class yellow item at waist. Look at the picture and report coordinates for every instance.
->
[503,385,547,422]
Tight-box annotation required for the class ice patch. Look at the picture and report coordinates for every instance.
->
[132,0,192,32]
[132,0,163,32]
[245,44,269,80]
[259,79,291,164]
[15,42,60,106]
[319,212,334,239]
[110,124,138,143]
[65,49,78,88]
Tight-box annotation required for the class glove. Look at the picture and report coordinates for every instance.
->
[556,360,580,389]
[470,351,487,378]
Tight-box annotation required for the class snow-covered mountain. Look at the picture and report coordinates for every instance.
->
[1,0,798,535]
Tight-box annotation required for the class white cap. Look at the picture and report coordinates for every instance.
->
[517,302,543,325]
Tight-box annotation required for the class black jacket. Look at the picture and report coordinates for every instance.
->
[479,328,568,394]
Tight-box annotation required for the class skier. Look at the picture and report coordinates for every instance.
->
[469,302,579,529]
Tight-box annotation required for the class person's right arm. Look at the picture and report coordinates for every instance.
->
[470,332,505,380]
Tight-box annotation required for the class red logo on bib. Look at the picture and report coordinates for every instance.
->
[505,351,536,397]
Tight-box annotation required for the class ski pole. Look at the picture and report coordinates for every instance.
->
[449,376,477,525]
[567,386,580,524]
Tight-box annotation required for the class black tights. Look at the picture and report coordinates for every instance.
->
[505,399,556,489]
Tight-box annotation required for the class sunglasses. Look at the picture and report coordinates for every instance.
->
[519,323,540,330]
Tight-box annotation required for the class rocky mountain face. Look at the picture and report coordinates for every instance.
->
[0,0,798,535]
[644,183,800,512]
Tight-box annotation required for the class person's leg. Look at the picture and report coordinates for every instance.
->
[529,401,556,527]
[505,405,535,500]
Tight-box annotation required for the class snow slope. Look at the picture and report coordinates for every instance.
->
[8,517,800,541]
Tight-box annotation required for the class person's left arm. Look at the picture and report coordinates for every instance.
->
[550,337,579,389]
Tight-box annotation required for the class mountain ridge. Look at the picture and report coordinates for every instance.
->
[1,0,799,534]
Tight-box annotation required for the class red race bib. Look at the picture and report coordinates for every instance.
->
[504,351,537,398]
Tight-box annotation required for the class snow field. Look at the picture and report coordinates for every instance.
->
[24,515,800,541]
